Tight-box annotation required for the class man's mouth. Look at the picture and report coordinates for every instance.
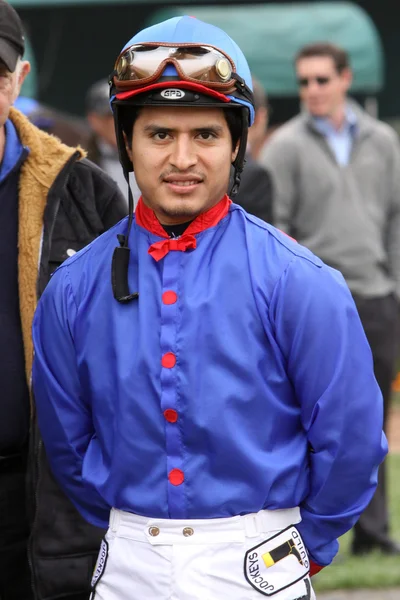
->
[166,180,200,187]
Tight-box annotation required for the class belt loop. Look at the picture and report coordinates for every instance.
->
[243,513,260,538]
[109,508,120,533]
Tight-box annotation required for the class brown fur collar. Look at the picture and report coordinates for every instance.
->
[9,107,86,392]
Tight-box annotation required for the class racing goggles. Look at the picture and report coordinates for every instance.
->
[112,43,238,92]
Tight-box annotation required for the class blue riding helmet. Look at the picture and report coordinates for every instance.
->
[109,16,255,303]
[109,16,255,183]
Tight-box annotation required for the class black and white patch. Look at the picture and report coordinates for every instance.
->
[91,538,109,589]
[244,526,309,596]
[294,578,312,600]
[160,89,186,100]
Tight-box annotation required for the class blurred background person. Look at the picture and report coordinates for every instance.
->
[14,95,90,147]
[247,77,270,160]
[260,42,400,556]
[234,76,273,223]
[85,77,142,207]
[86,78,127,199]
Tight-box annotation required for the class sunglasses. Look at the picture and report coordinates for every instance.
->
[112,43,238,92]
[297,76,331,88]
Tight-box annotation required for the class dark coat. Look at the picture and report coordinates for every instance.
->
[10,107,127,600]
[234,154,274,224]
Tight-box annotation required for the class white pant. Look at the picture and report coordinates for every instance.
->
[91,508,317,600]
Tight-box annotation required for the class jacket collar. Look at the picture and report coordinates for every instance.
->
[311,104,357,136]
[135,194,232,239]
[0,119,28,183]
[9,107,85,189]
[8,107,87,399]
[304,99,374,139]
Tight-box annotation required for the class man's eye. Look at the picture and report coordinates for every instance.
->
[197,132,216,140]
[153,132,169,140]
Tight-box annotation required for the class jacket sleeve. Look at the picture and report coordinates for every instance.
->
[386,131,400,300]
[259,135,297,233]
[269,257,387,567]
[32,266,110,529]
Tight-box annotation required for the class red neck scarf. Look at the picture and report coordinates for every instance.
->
[135,195,232,262]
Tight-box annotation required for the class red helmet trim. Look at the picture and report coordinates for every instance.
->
[115,80,231,103]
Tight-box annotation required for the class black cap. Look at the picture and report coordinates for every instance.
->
[85,79,111,115]
[0,1,25,72]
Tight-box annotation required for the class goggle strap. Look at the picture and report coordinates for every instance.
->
[231,73,254,103]
[109,70,117,85]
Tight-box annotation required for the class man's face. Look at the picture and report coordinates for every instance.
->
[128,106,238,225]
[0,59,30,127]
[296,56,352,118]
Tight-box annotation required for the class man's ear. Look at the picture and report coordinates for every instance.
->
[124,131,133,162]
[341,67,353,93]
[15,61,31,98]
[232,139,240,163]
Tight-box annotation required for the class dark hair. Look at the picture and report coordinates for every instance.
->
[295,42,350,74]
[224,107,242,151]
[119,104,242,152]
[118,104,139,148]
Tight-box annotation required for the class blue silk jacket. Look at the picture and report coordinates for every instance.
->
[32,196,387,567]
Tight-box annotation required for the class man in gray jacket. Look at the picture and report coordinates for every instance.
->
[260,42,400,556]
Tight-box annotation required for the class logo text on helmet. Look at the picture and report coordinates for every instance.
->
[160,89,186,99]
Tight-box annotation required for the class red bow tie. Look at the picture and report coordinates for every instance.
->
[148,234,197,262]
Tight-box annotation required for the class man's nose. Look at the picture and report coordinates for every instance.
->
[170,137,197,170]
[308,80,322,93]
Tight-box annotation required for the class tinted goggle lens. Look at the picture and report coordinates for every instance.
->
[114,44,235,88]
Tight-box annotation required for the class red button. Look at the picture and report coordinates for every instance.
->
[169,469,184,486]
[162,352,176,368]
[162,291,177,305]
[164,409,178,423]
